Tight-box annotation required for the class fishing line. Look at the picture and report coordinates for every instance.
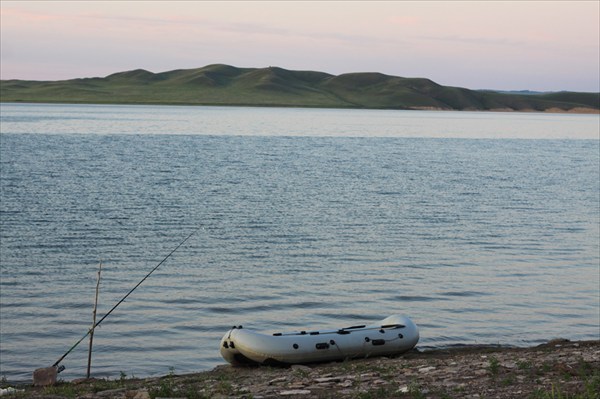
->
[52,227,201,368]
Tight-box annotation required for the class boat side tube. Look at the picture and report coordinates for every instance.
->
[220,315,419,365]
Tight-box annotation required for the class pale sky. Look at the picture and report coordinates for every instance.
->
[1,1,599,92]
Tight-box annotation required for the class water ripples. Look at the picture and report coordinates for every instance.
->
[1,106,599,382]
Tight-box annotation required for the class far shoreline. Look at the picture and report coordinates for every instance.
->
[1,100,598,114]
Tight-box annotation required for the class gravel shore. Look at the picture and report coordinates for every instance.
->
[6,339,599,399]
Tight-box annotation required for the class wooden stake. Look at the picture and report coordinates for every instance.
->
[87,261,102,379]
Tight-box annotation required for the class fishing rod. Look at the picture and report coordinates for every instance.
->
[51,227,200,368]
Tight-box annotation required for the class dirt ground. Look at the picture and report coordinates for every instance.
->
[6,339,599,399]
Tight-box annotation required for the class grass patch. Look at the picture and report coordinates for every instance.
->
[529,370,600,399]
[488,356,500,377]
[518,360,533,370]
[148,367,177,399]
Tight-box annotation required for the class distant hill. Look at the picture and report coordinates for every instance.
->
[1,64,598,112]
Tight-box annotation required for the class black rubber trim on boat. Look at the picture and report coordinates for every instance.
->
[381,324,405,329]
[372,339,386,346]
[316,343,330,350]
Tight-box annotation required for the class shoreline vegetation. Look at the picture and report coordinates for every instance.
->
[1,64,599,114]
[3,339,599,398]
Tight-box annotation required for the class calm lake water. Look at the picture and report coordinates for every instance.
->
[1,103,599,382]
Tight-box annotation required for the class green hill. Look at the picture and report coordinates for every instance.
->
[1,64,598,112]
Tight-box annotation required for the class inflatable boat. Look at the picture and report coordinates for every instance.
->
[220,315,418,365]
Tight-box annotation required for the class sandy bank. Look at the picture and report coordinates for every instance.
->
[6,339,599,399]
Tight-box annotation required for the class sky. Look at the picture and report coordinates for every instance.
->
[1,1,599,92]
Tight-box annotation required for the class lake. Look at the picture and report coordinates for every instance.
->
[0,103,598,382]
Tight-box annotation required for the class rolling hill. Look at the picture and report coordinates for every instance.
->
[1,64,598,112]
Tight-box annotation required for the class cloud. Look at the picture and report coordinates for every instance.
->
[1,1,598,91]
[418,34,526,48]
[386,15,420,27]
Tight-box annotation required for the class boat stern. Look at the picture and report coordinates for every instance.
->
[219,327,241,364]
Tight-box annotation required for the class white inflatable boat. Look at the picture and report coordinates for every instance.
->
[220,315,419,365]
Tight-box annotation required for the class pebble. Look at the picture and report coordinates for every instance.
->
[314,382,334,388]
[291,365,312,372]
[131,391,150,399]
[0,387,24,396]
[502,361,517,369]
[358,372,377,378]
[288,383,308,389]
[268,376,287,385]
[279,389,311,396]
[95,388,127,397]
[441,379,459,388]
[339,380,353,388]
